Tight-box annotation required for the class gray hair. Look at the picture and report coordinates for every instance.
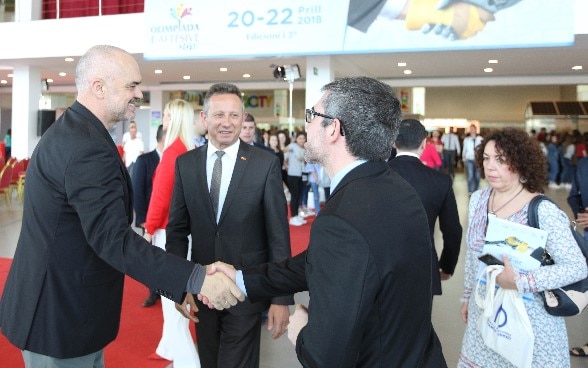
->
[203,83,243,114]
[321,77,401,161]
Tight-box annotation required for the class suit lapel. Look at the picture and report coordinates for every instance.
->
[218,142,250,224]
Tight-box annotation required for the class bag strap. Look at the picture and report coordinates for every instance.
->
[527,194,588,266]
[527,195,549,229]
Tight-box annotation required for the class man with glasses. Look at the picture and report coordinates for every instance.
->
[203,77,447,367]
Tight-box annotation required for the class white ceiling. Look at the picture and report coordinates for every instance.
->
[1,36,588,91]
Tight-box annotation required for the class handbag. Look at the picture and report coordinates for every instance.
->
[475,265,534,368]
[527,195,588,316]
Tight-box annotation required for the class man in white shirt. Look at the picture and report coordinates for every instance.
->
[441,127,460,179]
[123,120,144,178]
[462,124,483,194]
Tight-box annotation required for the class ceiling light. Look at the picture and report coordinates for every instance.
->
[572,65,583,70]
[220,67,228,72]
[65,57,74,62]
[47,78,53,83]
[154,69,162,74]
[403,69,412,75]
[7,73,13,78]
[484,68,493,73]
[0,80,7,84]
[488,59,498,64]
[59,72,67,77]
[183,75,190,80]
[243,74,251,78]
[398,62,407,67]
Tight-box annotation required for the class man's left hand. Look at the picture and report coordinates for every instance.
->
[175,293,199,323]
[267,304,289,339]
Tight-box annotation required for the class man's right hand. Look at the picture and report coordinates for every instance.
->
[199,265,244,310]
[198,262,239,308]
[208,261,237,281]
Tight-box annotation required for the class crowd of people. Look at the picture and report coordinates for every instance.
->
[1,43,587,368]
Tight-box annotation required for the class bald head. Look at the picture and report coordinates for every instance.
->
[76,45,143,129]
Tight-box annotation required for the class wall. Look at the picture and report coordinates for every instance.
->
[424,85,566,122]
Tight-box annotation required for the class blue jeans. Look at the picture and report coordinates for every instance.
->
[466,159,480,193]
[309,182,320,214]
[561,158,572,184]
[547,158,560,182]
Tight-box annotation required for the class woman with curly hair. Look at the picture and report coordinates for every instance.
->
[458,128,587,368]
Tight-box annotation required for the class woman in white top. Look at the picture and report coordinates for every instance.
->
[286,132,306,226]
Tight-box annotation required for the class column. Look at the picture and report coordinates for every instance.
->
[305,56,334,110]
[12,65,42,158]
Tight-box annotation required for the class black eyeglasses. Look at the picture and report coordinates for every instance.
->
[305,107,345,136]
[305,107,335,124]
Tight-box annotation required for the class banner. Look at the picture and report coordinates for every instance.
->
[144,0,574,60]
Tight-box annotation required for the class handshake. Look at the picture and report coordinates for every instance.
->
[176,262,242,323]
[176,262,309,344]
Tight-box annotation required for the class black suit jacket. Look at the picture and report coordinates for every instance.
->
[0,101,195,358]
[166,141,293,315]
[253,141,274,154]
[243,161,446,368]
[388,155,462,295]
[132,149,160,227]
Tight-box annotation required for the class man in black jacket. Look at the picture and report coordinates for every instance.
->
[389,119,462,297]
[132,124,164,307]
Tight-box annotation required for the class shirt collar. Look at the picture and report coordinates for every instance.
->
[195,136,207,147]
[330,160,367,192]
[395,151,420,159]
[207,139,240,160]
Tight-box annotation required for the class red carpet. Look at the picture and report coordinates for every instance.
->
[0,258,178,368]
[0,222,310,367]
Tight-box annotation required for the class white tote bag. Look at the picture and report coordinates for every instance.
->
[475,265,535,368]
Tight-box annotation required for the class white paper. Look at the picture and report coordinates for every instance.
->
[483,215,547,272]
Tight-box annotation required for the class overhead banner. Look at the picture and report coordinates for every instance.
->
[144,0,574,60]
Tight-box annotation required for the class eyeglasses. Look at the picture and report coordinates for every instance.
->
[305,107,345,136]
[305,107,335,124]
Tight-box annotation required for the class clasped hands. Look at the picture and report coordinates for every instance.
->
[175,263,244,323]
[177,262,291,340]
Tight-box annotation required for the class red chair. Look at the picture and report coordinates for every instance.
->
[8,160,23,199]
[0,164,13,210]
[17,158,29,202]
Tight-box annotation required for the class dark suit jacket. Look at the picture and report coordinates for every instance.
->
[253,141,274,154]
[132,149,160,227]
[243,161,446,368]
[388,155,462,295]
[0,101,195,358]
[166,141,293,315]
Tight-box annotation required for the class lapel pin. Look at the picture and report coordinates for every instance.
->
[241,156,247,161]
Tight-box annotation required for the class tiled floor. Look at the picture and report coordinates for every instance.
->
[0,173,586,368]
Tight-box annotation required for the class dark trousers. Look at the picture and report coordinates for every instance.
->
[196,307,262,368]
[287,175,302,217]
[443,150,457,177]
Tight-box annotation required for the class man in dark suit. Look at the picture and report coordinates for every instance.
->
[205,77,447,367]
[388,119,462,296]
[0,45,242,367]
[132,124,164,307]
[167,83,292,368]
[240,112,274,153]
